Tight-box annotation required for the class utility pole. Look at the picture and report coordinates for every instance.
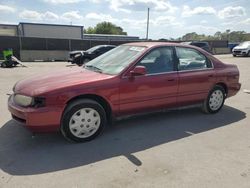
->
[146,7,150,40]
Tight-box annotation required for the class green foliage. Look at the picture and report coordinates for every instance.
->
[180,30,249,42]
[84,22,127,35]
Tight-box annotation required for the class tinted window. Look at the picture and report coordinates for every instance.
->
[176,47,211,71]
[137,47,174,74]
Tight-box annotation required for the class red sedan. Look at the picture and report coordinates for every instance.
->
[8,42,241,142]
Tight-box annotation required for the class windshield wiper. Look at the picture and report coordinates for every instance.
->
[85,65,103,73]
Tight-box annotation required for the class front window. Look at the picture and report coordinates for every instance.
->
[238,42,250,48]
[85,45,146,75]
[86,46,101,53]
[137,47,174,74]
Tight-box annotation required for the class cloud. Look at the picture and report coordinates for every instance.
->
[119,15,181,31]
[90,0,177,13]
[200,20,208,24]
[241,18,250,25]
[185,25,219,34]
[0,4,16,13]
[43,11,59,20]
[85,12,118,22]
[218,6,245,19]
[61,11,83,21]
[19,10,60,21]
[120,18,147,30]
[153,16,182,27]
[182,5,216,17]
[43,0,81,4]
[19,10,43,20]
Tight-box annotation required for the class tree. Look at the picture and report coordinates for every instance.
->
[85,27,95,34]
[84,22,127,35]
[179,30,248,42]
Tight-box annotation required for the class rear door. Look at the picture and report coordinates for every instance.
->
[176,47,216,106]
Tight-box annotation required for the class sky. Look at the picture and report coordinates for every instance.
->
[0,0,250,39]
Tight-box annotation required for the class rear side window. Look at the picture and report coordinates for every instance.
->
[176,47,212,71]
[192,43,207,47]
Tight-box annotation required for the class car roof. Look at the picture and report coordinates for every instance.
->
[96,45,116,48]
[122,41,214,56]
[122,41,204,49]
[122,42,178,48]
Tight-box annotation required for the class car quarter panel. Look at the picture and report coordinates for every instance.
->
[215,65,241,97]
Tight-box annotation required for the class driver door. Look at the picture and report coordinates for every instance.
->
[119,47,178,115]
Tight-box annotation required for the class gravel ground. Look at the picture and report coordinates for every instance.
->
[0,55,250,188]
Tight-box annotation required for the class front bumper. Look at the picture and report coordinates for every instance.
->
[68,58,73,62]
[232,49,248,56]
[8,95,64,133]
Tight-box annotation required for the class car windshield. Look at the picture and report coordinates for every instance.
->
[238,42,250,47]
[84,45,146,75]
[86,46,102,53]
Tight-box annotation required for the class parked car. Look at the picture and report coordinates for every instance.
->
[8,42,241,142]
[68,45,116,66]
[182,41,212,53]
[232,41,250,57]
[228,42,239,52]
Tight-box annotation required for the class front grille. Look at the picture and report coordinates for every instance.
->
[234,51,242,54]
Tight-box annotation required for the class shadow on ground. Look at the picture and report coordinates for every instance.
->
[0,105,245,175]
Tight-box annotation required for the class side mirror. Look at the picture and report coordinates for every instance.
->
[130,66,146,77]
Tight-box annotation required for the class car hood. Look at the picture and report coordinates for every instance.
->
[233,45,248,50]
[14,67,114,96]
[69,51,85,55]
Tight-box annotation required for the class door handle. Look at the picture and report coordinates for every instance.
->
[208,75,214,77]
[167,79,175,81]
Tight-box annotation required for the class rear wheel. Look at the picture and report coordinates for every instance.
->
[202,85,226,114]
[61,99,107,142]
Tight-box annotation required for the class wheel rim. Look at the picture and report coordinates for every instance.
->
[69,108,101,138]
[84,59,90,63]
[209,90,224,111]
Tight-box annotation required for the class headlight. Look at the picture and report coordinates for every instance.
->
[74,54,81,58]
[14,94,33,107]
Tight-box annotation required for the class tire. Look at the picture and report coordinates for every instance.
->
[233,54,236,57]
[1,62,7,68]
[202,85,226,114]
[61,99,107,142]
[83,58,91,64]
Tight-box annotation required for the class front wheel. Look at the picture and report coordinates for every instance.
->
[61,99,107,142]
[202,85,226,114]
[83,58,91,64]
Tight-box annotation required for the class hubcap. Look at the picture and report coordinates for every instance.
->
[209,90,224,111]
[69,108,101,138]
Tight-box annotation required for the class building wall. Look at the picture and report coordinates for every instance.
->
[0,24,18,36]
[20,50,69,61]
[20,23,83,39]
